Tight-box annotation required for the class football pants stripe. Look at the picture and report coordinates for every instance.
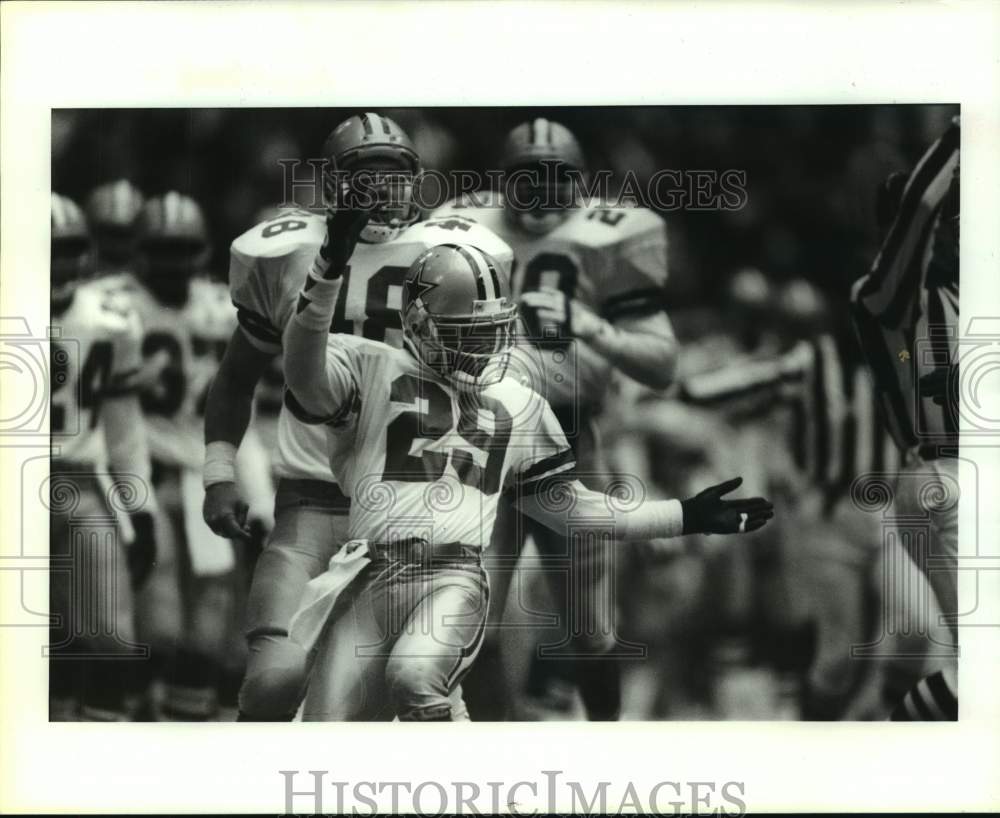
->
[444,572,490,692]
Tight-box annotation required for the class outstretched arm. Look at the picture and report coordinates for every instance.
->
[516,476,773,541]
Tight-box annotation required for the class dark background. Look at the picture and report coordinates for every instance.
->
[52,104,957,307]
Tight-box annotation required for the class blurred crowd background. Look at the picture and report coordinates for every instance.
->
[52,105,959,721]
[53,105,956,308]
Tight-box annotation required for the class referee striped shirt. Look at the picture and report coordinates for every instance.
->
[850,118,960,452]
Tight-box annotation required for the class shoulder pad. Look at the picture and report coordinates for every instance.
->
[229,212,324,349]
[231,210,326,262]
[410,215,514,265]
[567,202,664,246]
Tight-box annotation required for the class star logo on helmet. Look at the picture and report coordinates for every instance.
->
[405,259,439,305]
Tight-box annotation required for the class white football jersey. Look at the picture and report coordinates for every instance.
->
[433,195,669,410]
[50,277,143,465]
[286,336,574,548]
[129,276,237,470]
[228,209,515,484]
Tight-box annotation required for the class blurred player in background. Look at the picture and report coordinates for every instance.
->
[49,193,157,721]
[127,192,272,720]
[434,117,679,720]
[85,179,146,279]
[674,261,952,720]
[604,397,745,719]
[203,113,511,720]
[674,276,885,719]
[852,118,960,721]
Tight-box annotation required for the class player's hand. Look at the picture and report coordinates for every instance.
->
[244,516,270,574]
[126,511,157,591]
[519,287,604,342]
[318,207,371,278]
[202,481,251,541]
[680,477,774,535]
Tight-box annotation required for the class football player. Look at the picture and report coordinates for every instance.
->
[128,192,271,720]
[678,278,893,719]
[283,232,772,721]
[49,193,156,721]
[433,118,680,720]
[202,113,512,720]
[85,179,146,276]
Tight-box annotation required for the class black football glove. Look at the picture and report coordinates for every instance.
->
[681,477,774,535]
[126,510,157,591]
[318,207,371,279]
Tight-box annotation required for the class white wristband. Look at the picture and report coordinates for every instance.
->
[203,440,238,488]
[292,266,343,331]
[618,499,684,540]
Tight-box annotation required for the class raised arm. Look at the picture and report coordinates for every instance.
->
[282,208,370,421]
[516,475,773,541]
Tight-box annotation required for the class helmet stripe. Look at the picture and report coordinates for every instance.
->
[164,191,177,230]
[361,113,374,136]
[485,256,502,299]
[379,115,392,135]
[532,117,546,147]
[470,247,498,300]
[113,181,125,223]
[453,244,489,300]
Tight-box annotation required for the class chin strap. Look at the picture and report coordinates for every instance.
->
[359,221,403,244]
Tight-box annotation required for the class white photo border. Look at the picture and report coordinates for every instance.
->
[1,1,999,813]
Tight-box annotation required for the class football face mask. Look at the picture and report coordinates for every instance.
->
[500,117,586,235]
[329,168,418,244]
[85,179,144,268]
[401,244,518,390]
[135,235,211,306]
[134,192,212,307]
[504,165,581,235]
[51,236,91,306]
[321,113,422,244]
[410,312,516,389]
[51,193,92,309]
